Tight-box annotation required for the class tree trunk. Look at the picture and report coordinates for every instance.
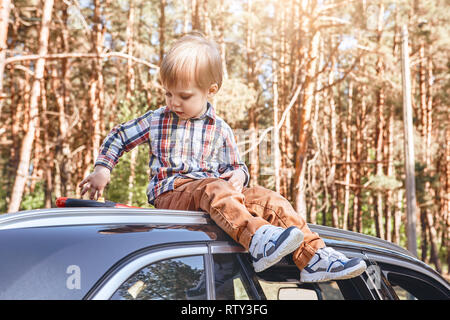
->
[280,3,286,124]
[9,65,30,192]
[445,126,450,269]
[328,56,339,228]
[218,0,228,80]
[126,0,137,205]
[30,78,43,194]
[425,208,442,272]
[191,0,200,31]
[246,0,259,187]
[8,0,54,213]
[391,3,401,245]
[375,79,385,240]
[202,0,211,36]
[374,2,385,239]
[183,0,189,34]
[272,33,280,193]
[8,70,19,196]
[0,0,11,113]
[89,0,105,168]
[50,65,67,198]
[418,43,428,262]
[393,189,403,244]
[283,1,296,202]
[420,207,428,262]
[126,1,135,101]
[293,29,320,217]
[42,71,53,208]
[59,5,73,196]
[385,97,394,242]
[422,47,441,272]
[343,80,353,230]
[159,0,166,64]
[309,36,324,226]
[354,63,366,232]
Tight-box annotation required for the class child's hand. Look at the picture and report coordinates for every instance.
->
[78,165,111,200]
[219,168,246,192]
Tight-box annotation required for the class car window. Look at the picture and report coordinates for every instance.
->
[378,263,449,300]
[110,255,205,300]
[257,278,345,300]
[390,283,417,300]
[386,272,439,300]
[212,254,251,300]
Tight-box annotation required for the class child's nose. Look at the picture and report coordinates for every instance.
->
[171,99,181,108]
[169,102,181,113]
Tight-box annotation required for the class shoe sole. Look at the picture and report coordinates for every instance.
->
[300,260,367,283]
[253,227,304,273]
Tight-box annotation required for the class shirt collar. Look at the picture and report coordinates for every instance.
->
[164,101,216,124]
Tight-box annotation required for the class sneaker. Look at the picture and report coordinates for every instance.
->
[249,225,304,273]
[300,247,367,283]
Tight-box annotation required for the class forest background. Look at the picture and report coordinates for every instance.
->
[0,0,449,276]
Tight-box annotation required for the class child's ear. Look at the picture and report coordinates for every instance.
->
[208,83,219,96]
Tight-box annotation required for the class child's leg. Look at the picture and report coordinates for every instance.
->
[154,177,271,250]
[241,185,326,271]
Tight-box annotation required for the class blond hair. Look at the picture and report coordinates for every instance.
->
[160,32,223,92]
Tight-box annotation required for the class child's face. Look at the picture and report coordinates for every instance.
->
[164,81,218,120]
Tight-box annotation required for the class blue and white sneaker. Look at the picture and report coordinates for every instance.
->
[249,225,304,273]
[300,247,367,283]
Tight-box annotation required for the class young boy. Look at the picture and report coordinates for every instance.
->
[79,33,366,283]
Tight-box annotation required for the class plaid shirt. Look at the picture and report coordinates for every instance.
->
[95,102,250,205]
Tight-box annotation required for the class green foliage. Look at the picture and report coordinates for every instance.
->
[105,144,153,208]
[104,89,157,207]
[0,179,8,213]
[414,161,441,205]
[213,78,257,127]
[366,174,403,191]
[20,182,45,211]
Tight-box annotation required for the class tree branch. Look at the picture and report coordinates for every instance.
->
[5,52,159,69]
[313,54,362,94]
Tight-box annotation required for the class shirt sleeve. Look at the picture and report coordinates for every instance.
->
[95,110,153,171]
[217,124,250,187]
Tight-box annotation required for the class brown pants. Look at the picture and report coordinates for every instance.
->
[153,177,325,270]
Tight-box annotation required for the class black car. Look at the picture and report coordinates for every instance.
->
[0,207,448,300]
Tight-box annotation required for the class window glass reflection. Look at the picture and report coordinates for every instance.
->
[111,255,204,300]
[213,254,251,300]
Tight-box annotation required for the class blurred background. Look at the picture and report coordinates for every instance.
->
[0,0,448,276]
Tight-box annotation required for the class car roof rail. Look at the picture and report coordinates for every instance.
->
[0,207,211,230]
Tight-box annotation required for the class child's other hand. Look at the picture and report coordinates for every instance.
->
[219,169,246,192]
[78,165,111,200]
